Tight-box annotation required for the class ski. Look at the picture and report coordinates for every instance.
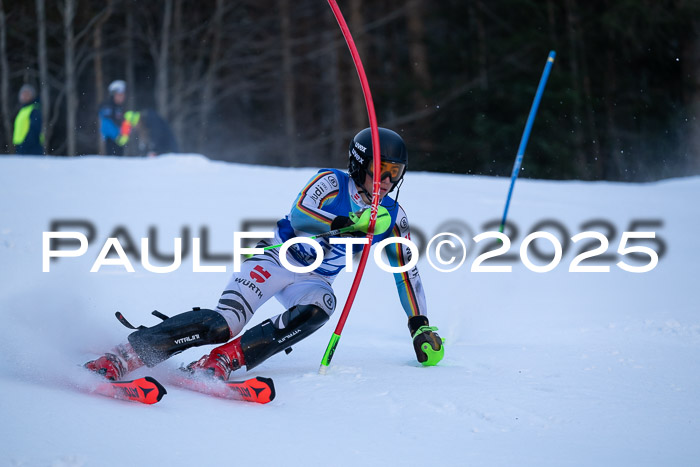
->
[168,373,275,404]
[90,376,167,404]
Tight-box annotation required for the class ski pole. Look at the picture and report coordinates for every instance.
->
[263,207,390,250]
[320,0,382,374]
[261,226,357,251]
[499,50,556,234]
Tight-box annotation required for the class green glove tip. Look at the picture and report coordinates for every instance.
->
[420,341,444,366]
[351,206,391,235]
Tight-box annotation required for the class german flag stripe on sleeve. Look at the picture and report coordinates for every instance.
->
[392,225,420,317]
[295,171,336,225]
[319,190,338,207]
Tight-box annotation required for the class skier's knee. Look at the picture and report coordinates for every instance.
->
[128,308,231,367]
[240,304,329,370]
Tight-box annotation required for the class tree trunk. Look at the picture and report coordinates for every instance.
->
[406,0,432,98]
[155,0,173,119]
[198,0,224,152]
[564,0,587,179]
[348,0,367,130]
[36,0,50,154]
[170,0,185,147]
[0,0,11,152]
[685,18,700,173]
[93,1,111,155]
[125,6,136,113]
[406,0,433,155]
[63,0,77,156]
[469,0,490,162]
[580,41,600,178]
[473,0,488,90]
[326,26,342,165]
[604,49,624,180]
[280,0,297,164]
[546,0,557,46]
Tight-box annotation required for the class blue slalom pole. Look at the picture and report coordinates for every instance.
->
[499,50,556,233]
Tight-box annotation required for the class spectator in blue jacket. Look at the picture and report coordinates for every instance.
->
[99,80,128,156]
[13,84,43,155]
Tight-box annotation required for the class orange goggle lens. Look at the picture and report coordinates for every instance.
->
[367,161,405,183]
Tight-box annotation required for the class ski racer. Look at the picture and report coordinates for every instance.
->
[85,127,444,381]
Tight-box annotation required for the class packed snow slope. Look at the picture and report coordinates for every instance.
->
[0,154,698,467]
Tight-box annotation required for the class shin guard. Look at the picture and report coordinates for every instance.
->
[128,308,231,367]
[240,305,329,370]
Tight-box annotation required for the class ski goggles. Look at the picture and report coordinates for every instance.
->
[367,160,405,183]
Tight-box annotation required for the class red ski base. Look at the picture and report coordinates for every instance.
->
[169,374,275,404]
[91,376,167,404]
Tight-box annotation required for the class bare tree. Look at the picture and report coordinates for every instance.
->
[280,0,297,163]
[406,0,433,154]
[406,0,432,98]
[325,23,342,164]
[169,0,184,144]
[36,0,50,154]
[604,45,623,180]
[198,0,225,152]
[93,0,112,154]
[471,0,489,90]
[686,18,700,172]
[348,0,367,130]
[155,0,173,119]
[125,5,136,113]
[564,0,588,179]
[580,39,600,178]
[60,0,114,156]
[62,0,78,156]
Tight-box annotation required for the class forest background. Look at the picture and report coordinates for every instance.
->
[1,0,698,181]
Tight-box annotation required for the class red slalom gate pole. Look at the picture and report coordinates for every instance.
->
[319,0,381,374]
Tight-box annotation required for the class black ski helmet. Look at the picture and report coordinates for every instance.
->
[348,127,408,193]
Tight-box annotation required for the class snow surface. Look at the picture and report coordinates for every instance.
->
[0,154,698,467]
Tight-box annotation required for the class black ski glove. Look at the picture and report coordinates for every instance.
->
[330,215,365,238]
[408,315,444,366]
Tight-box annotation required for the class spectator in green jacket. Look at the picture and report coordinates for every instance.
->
[13,84,43,155]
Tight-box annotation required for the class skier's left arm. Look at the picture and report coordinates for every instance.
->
[385,206,444,366]
[385,209,427,319]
